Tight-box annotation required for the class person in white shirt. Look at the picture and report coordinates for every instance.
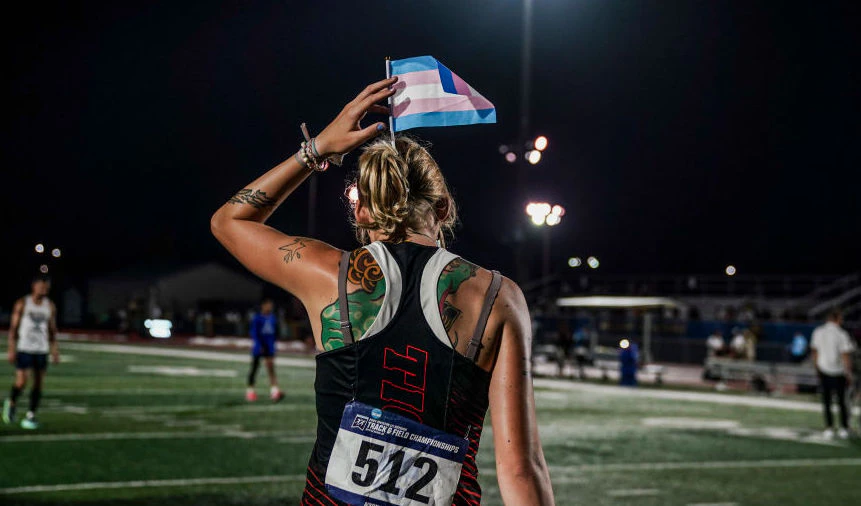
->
[2,275,60,430]
[810,310,855,439]
[730,328,747,359]
[706,330,726,358]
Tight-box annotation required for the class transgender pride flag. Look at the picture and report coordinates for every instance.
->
[389,56,496,132]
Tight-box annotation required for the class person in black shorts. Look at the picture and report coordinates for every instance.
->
[3,275,60,429]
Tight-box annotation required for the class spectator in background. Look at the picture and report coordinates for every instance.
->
[246,299,284,403]
[789,331,809,363]
[730,327,747,359]
[811,310,855,439]
[743,329,757,361]
[706,329,726,358]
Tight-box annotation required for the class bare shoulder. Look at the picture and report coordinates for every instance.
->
[12,297,25,311]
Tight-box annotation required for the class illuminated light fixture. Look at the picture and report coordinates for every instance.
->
[534,135,548,151]
[620,338,630,349]
[39,264,49,274]
[35,243,45,254]
[504,151,517,163]
[526,150,542,165]
[725,265,737,276]
[568,257,582,268]
[144,319,173,339]
[51,248,61,258]
[498,144,510,154]
[587,256,600,269]
[346,185,359,204]
[526,201,564,226]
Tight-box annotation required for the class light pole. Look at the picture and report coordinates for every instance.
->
[525,203,565,297]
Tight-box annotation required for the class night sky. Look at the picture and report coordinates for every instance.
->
[3,1,859,301]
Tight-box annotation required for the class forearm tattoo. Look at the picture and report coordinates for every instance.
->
[320,248,386,351]
[279,238,311,263]
[227,188,276,209]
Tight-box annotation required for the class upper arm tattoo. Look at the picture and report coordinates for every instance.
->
[279,238,312,263]
[437,259,478,333]
[319,249,386,351]
[227,188,277,209]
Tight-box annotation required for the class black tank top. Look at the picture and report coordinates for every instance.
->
[301,242,502,506]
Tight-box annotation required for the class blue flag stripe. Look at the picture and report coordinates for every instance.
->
[436,62,458,95]
[390,55,438,75]
[393,109,497,132]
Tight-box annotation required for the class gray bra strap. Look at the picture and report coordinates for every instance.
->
[466,271,503,361]
[338,251,354,344]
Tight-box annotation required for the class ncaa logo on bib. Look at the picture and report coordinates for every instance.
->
[371,408,382,419]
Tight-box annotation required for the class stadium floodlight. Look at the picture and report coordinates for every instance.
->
[568,257,582,268]
[619,338,630,349]
[587,256,600,269]
[526,150,542,165]
[35,243,45,254]
[39,264,49,274]
[51,248,61,258]
[725,265,737,276]
[534,135,548,151]
[526,201,563,226]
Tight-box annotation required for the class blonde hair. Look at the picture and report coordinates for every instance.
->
[353,136,457,247]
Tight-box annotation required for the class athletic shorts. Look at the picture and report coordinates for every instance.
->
[252,338,276,358]
[15,352,48,371]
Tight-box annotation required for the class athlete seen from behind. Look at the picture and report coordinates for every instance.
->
[246,298,285,402]
[211,77,554,505]
[3,275,60,429]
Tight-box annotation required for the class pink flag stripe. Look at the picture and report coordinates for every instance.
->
[393,95,495,118]
[451,73,472,96]
[392,69,444,88]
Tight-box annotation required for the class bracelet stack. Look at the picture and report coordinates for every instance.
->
[295,139,329,172]
[294,122,345,173]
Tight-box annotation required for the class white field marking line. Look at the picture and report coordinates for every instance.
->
[533,378,825,413]
[687,503,738,506]
[50,388,247,395]
[59,342,316,369]
[550,457,861,473]
[92,403,314,415]
[0,474,307,495]
[0,431,315,443]
[607,488,660,497]
[127,365,238,378]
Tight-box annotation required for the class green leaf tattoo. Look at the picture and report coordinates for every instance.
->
[437,258,478,332]
[320,249,386,351]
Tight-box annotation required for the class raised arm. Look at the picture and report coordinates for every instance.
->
[488,280,555,505]
[6,299,23,364]
[210,77,397,302]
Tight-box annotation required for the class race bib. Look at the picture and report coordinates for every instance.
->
[325,401,468,505]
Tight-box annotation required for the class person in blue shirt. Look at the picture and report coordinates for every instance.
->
[789,331,808,363]
[246,299,284,402]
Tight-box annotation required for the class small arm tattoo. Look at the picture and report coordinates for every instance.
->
[279,238,310,263]
[228,188,277,209]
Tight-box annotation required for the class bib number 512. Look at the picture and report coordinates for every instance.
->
[351,440,438,503]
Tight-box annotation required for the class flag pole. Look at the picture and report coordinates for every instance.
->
[385,56,396,148]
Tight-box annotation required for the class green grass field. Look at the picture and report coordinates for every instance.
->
[1,342,859,505]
